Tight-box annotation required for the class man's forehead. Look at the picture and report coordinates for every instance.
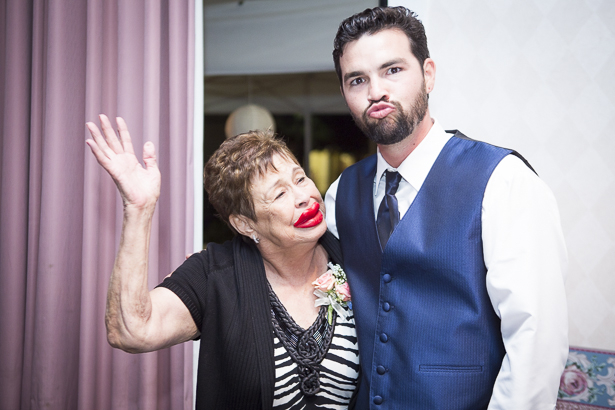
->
[339,29,413,69]
[341,28,409,50]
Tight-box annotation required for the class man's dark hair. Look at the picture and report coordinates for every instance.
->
[333,6,430,85]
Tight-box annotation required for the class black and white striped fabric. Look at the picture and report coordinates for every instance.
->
[272,308,360,409]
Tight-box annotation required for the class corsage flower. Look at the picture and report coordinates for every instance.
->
[312,262,352,324]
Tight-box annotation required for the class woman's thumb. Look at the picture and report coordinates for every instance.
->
[142,141,158,170]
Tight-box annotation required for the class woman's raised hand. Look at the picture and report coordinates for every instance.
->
[86,115,161,210]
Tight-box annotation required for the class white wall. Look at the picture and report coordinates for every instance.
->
[394,0,615,351]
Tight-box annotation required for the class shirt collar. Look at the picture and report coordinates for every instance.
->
[375,119,453,194]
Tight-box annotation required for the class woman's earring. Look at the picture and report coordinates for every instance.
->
[252,234,260,244]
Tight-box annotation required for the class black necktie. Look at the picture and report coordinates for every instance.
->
[376,170,402,249]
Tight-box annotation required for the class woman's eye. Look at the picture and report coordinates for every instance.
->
[275,191,285,200]
[297,177,306,184]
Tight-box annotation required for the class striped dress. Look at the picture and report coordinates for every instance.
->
[272,307,360,409]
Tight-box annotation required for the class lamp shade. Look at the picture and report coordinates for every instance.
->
[224,104,276,139]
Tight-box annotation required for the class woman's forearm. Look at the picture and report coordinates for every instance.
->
[105,204,156,352]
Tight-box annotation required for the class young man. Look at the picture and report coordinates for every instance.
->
[325,6,568,409]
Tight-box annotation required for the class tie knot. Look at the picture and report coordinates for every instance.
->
[385,171,402,195]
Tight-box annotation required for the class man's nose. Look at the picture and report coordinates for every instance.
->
[368,78,389,103]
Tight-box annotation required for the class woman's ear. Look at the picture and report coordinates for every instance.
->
[229,214,254,237]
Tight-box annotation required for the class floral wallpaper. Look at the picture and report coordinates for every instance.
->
[557,347,615,409]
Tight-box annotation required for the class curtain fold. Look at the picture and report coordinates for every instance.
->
[0,1,195,409]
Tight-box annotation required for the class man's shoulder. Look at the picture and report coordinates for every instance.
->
[447,130,514,153]
[448,130,504,149]
[446,132,536,174]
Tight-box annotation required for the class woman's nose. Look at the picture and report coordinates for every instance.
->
[294,186,310,208]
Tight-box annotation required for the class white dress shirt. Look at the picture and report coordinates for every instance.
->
[324,119,568,410]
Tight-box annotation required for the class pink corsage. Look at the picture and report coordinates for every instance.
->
[312,262,352,324]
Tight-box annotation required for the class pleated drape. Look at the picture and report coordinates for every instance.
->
[0,1,195,409]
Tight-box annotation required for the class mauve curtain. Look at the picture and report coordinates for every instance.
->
[0,1,195,409]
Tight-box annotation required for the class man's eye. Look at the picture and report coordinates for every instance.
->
[297,177,306,184]
[387,67,401,74]
[349,77,364,86]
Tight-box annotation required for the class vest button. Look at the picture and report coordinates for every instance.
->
[383,302,390,312]
[380,333,388,343]
[377,365,386,375]
[383,273,391,283]
[373,395,383,405]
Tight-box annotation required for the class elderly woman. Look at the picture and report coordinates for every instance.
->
[85,115,359,409]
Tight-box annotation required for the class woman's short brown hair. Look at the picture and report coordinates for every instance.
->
[203,129,299,231]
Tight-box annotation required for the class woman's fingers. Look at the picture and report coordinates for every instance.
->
[86,117,118,158]
[86,115,135,159]
[85,135,107,165]
[116,117,136,155]
[86,121,114,164]
[99,114,124,154]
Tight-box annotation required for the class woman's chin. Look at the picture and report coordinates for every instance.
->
[295,218,327,240]
[264,219,327,250]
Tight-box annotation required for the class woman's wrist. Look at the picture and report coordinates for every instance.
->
[123,201,157,218]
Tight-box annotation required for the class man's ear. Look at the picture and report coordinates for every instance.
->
[229,214,254,237]
[423,58,436,94]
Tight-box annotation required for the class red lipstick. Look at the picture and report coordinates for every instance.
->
[294,202,323,228]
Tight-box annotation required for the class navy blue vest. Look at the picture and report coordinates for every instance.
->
[336,134,513,409]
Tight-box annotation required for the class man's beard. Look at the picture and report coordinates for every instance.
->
[352,85,429,146]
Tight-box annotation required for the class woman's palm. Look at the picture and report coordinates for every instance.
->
[86,115,161,209]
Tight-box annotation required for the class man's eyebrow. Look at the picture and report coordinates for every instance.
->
[343,58,409,83]
[380,58,407,70]
[343,70,364,83]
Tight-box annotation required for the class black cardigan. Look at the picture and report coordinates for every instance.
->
[158,231,345,409]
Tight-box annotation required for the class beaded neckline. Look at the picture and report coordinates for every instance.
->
[267,281,336,396]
